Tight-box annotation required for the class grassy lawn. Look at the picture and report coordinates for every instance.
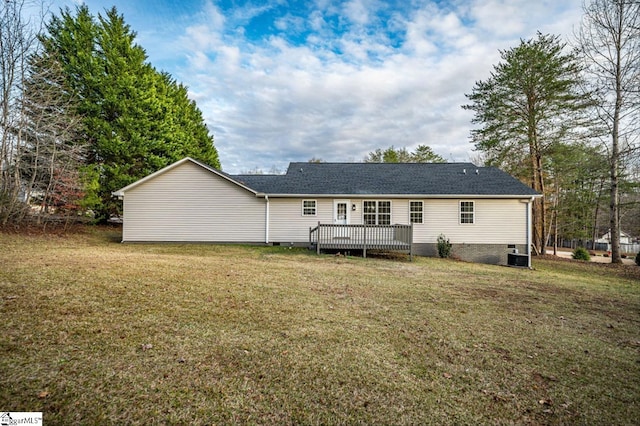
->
[1,227,638,425]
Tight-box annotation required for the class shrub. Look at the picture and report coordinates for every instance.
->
[635,251,640,266]
[572,247,590,261]
[437,234,452,258]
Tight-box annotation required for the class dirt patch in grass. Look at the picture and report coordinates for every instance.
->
[1,228,638,425]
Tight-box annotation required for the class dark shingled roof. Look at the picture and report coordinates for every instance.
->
[231,162,538,197]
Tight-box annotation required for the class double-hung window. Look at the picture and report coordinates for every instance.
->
[302,200,317,216]
[363,201,391,225]
[410,201,423,224]
[460,201,474,224]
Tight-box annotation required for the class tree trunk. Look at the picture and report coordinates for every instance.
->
[537,153,547,255]
[553,179,560,256]
[609,4,624,265]
[610,136,621,263]
[529,152,542,254]
[591,177,604,251]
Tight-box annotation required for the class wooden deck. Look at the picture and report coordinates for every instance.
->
[309,223,413,259]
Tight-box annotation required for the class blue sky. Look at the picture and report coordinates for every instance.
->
[50,0,585,173]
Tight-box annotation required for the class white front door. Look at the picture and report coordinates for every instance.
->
[333,200,350,238]
[333,200,350,224]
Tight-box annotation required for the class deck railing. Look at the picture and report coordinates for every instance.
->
[309,223,413,259]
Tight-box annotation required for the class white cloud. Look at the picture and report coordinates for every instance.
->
[178,1,583,172]
[274,13,305,32]
[342,0,372,26]
[58,0,584,173]
[469,0,531,37]
[468,0,582,41]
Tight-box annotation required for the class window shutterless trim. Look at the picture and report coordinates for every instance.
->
[302,199,317,216]
[363,200,392,225]
[409,200,423,224]
[459,200,475,224]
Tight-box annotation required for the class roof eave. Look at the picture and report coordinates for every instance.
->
[262,193,542,199]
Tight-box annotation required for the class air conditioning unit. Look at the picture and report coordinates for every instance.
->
[508,252,528,267]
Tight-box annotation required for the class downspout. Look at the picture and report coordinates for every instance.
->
[527,197,534,268]
[265,195,270,244]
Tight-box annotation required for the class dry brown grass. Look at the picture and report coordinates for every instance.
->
[1,227,638,425]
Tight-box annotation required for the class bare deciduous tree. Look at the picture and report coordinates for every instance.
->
[0,0,39,224]
[463,33,594,255]
[578,0,640,263]
[1,0,84,227]
[20,50,84,226]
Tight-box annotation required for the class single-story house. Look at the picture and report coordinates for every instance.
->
[596,230,633,245]
[595,229,639,253]
[112,157,541,266]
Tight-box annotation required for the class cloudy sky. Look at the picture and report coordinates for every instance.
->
[50,0,585,173]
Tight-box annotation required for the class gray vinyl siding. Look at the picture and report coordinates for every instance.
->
[269,198,398,242]
[353,199,525,244]
[393,200,409,225]
[268,198,526,245]
[269,198,333,242]
[122,161,265,242]
[349,200,363,225]
[413,198,527,244]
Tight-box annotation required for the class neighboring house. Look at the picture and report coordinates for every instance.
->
[596,230,639,253]
[596,230,633,245]
[113,157,541,266]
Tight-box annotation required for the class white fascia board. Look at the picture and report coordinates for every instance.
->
[262,193,542,199]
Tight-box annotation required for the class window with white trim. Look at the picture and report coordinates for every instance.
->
[363,200,391,225]
[410,201,423,224]
[302,200,317,216]
[460,201,474,224]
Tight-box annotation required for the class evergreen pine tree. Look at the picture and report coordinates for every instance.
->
[38,6,220,220]
[463,33,595,254]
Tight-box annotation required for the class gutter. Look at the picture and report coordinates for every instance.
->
[521,196,534,268]
[261,193,542,199]
[265,195,270,244]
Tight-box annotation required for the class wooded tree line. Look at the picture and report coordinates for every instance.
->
[364,145,446,163]
[0,1,219,225]
[464,0,639,264]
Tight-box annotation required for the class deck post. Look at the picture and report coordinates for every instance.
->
[363,224,367,258]
[409,223,413,261]
[317,221,321,255]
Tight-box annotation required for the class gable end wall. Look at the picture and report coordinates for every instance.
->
[122,161,265,242]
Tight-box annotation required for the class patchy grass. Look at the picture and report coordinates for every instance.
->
[1,228,638,425]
